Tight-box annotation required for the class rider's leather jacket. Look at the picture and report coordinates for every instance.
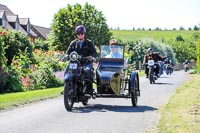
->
[143,52,167,64]
[66,38,97,64]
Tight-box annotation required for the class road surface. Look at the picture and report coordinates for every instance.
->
[0,70,189,133]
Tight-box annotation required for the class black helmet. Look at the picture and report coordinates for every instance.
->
[75,25,86,34]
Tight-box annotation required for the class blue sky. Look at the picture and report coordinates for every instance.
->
[1,0,200,30]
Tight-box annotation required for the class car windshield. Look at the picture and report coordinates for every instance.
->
[100,45,124,59]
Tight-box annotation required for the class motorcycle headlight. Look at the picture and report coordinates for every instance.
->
[69,51,78,61]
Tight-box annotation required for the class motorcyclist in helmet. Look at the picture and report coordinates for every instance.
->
[157,52,165,77]
[63,25,97,95]
[183,59,190,71]
[143,48,168,78]
[183,60,189,65]
[164,58,174,73]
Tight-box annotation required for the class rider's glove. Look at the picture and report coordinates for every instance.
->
[61,55,69,62]
[89,56,96,62]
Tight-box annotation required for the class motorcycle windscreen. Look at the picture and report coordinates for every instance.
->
[110,71,121,94]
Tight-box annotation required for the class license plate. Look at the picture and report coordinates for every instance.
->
[69,63,77,69]
[148,60,155,66]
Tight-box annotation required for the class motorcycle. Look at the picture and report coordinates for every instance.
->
[147,60,157,84]
[63,51,95,111]
[165,64,173,75]
[184,64,189,72]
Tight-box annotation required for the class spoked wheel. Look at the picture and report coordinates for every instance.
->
[64,80,74,111]
[131,76,138,107]
[149,74,155,84]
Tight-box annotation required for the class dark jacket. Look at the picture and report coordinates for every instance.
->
[66,38,97,64]
[143,52,167,64]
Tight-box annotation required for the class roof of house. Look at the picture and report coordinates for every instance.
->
[0,10,5,18]
[6,15,18,22]
[0,4,50,40]
[0,4,14,15]
[19,18,29,25]
[6,21,14,30]
[31,25,51,40]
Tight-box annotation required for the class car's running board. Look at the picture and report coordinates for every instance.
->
[96,94,132,98]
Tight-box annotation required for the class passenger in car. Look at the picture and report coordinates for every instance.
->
[105,39,123,58]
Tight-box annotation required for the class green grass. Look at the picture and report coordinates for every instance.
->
[112,30,198,42]
[147,74,200,133]
[0,87,63,110]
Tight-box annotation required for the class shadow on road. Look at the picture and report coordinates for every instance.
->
[72,104,157,113]
[154,82,173,85]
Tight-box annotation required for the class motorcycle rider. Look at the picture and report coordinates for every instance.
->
[164,58,174,74]
[157,52,165,77]
[143,48,168,78]
[183,59,190,71]
[63,25,97,95]
[183,60,190,65]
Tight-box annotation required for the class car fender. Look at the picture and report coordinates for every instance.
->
[129,71,139,90]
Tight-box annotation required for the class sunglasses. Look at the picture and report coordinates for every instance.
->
[110,46,117,49]
[77,33,84,35]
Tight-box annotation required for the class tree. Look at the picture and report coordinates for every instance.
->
[193,25,199,30]
[176,35,184,42]
[179,26,185,30]
[49,3,112,51]
[197,40,200,71]
[172,28,176,30]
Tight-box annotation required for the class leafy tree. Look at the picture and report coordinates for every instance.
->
[0,31,6,68]
[193,32,200,41]
[49,2,112,51]
[176,35,184,42]
[33,38,49,51]
[0,29,33,66]
[170,41,196,63]
[193,25,199,30]
[179,26,185,30]
[196,40,200,71]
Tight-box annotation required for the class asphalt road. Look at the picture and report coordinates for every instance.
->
[0,70,189,133]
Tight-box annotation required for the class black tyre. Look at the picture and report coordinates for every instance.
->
[64,80,74,111]
[149,74,154,84]
[131,76,138,107]
[82,99,88,106]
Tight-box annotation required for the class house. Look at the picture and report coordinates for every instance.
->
[0,4,50,42]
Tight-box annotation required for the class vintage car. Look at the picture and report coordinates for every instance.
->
[63,45,140,111]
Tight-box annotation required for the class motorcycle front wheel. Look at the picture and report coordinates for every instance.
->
[64,80,74,111]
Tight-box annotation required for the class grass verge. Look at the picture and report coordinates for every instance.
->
[148,74,200,133]
[0,86,63,110]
